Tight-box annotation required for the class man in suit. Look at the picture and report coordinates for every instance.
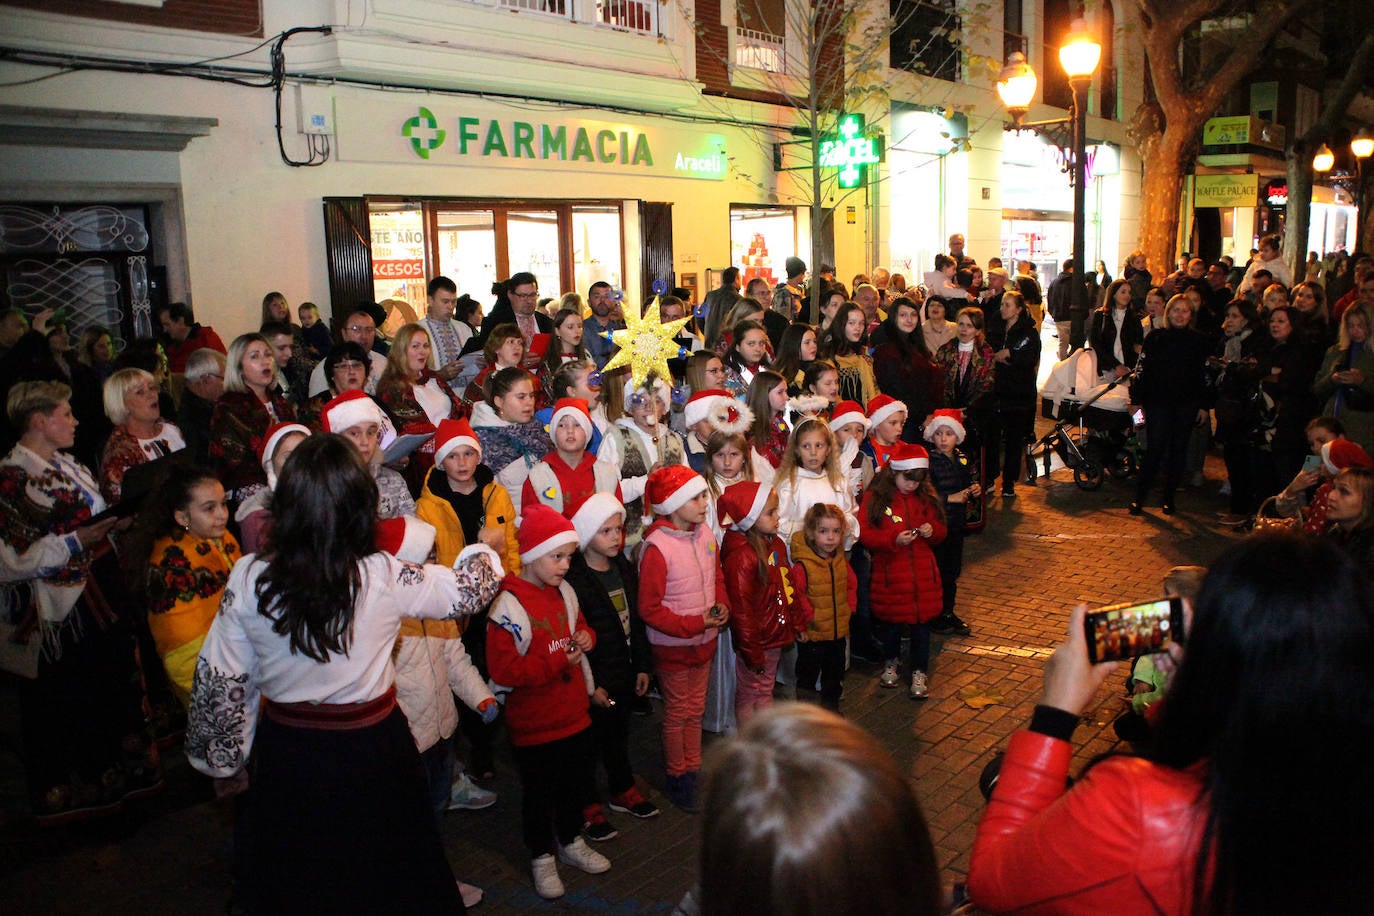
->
[477,272,553,353]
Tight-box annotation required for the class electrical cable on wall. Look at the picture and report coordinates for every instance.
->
[271,26,333,168]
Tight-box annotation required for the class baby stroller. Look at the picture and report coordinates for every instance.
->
[1027,349,1140,491]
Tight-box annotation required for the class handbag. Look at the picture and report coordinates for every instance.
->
[1251,495,1302,534]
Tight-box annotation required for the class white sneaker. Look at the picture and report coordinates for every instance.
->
[448,771,497,811]
[909,670,929,700]
[531,854,564,899]
[558,836,611,874]
[879,660,901,688]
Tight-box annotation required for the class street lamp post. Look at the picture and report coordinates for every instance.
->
[997,19,1101,351]
[1313,130,1373,255]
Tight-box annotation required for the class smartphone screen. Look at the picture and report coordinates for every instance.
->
[1084,597,1183,664]
[1302,454,1324,474]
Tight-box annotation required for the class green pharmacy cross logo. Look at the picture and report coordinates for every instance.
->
[403,107,446,159]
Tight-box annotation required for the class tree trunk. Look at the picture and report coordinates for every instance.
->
[1284,145,1315,274]
[1136,123,1195,278]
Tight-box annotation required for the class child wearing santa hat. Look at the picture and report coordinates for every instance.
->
[860,393,909,471]
[235,421,310,554]
[563,494,660,843]
[322,389,415,519]
[717,481,801,724]
[681,388,754,474]
[416,416,521,783]
[523,398,622,520]
[637,465,731,811]
[924,409,981,637]
[486,505,609,900]
[858,443,946,700]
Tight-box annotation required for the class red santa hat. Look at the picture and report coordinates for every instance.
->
[716,481,773,532]
[571,492,627,550]
[518,504,581,564]
[433,417,480,466]
[646,464,708,516]
[923,408,966,444]
[684,388,754,435]
[549,397,594,442]
[321,389,384,433]
[375,516,437,564]
[1322,438,1374,474]
[889,442,930,471]
[829,400,869,433]
[259,422,311,489]
[866,394,907,430]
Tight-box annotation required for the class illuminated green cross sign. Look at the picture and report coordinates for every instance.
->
[819,114,881,189]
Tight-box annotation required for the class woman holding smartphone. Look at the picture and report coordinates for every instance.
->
[967,532,1373,915]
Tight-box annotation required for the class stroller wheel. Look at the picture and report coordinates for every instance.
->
[1107,451,1137,479]
[1074,462,1104,491]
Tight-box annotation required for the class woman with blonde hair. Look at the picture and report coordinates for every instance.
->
[99,367,187,503]
[376,322,465,492]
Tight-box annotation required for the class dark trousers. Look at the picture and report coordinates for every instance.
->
[878,620,931,673]
[984,405,1035,490]
[589,700,634,798]
[512,727,597,857]
[795,638,847,708]
[1221,437,1258,514]
[421,735,455,831]
[1135,402,1199,503]
[931,532,965,616]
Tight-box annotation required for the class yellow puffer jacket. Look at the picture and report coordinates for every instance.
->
[788,530,854,642]
[415,465,521,575]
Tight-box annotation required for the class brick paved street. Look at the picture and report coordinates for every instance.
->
[0,453,1237,914]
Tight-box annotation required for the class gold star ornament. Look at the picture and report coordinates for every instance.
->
[600,295,691,389]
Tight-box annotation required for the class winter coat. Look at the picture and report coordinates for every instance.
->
[469,400,550,519]
[394,616,495,753]
[1133,328,1213,410]
[968,728,1207,915]
[873,339,945,433]
[564,551,651,701]
[772,467,860,551]
[1313,341,1374,454]
[721,530,798,669]
[209,389,296,500]
[1088,305,1146,374]
[637,517,725,670]
[788,531,855,643]
[993,313,1042,409]
[415,464,521,575]
[1258,338,1319,450]
[934,338,996,411]
[858,488,946,624]
[927,447,976,533]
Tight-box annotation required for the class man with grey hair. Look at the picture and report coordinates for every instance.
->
[178,348,227,464]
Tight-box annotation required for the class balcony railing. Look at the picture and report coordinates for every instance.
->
[736,27,786,74]
[493,0,658,35]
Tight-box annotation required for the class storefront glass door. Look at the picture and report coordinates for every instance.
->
[730,205,799,289]
[435,209,498,304]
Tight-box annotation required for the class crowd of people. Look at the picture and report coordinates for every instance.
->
[1,237,1371,912]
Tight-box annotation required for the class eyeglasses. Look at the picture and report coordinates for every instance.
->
[333,360,365,370]
[511,290,539,299]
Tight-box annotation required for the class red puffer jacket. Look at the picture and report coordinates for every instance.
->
[721,530,799,670]
[858,489,946,624]
[967,729,1210,914]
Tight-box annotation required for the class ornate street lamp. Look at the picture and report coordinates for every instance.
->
[997,19,1102,350]
[1313,131,1373,254]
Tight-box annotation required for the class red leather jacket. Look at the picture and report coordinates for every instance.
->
[721,530,799,669]
[968,729,1210,915]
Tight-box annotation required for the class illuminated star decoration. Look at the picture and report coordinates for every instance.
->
[600,294,691,389]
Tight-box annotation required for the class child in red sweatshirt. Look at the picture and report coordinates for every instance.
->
[522,398,621,519]
[636,465,731,812]
[486,504,608,900]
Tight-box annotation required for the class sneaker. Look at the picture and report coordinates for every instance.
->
[456,881,484,909]
[448,772,497,811]
[531,854,564,899]
[580,804,619,842]
[909,670,929,700]
[929,614,971,637]
[879,660,901,688]
[608,786,660,819]
[558,836,611,874]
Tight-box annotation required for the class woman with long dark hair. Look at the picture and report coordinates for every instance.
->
[1210,298,1268,524]
[872,298,943,443]
[969,531,1374,915]
[1130,295,1212,515]
[987,291,1041,498]
[185,434,504,913]
[1256,304,1320,497]
[817,302,877,406]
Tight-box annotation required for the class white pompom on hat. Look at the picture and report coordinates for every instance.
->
[683,388,754,436]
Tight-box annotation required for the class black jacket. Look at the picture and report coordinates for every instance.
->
[1046,271,1075,322]
[1088,305,1145,373]
[1133,327,1212,408]
[476,304,552,348]
[993,314,1042,409]
[564,551,651,700]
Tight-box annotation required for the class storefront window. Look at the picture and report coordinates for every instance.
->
[369,203,427,313]
[435,209,498,306]
[572,205,623,297]
[506,210,562,291]
[730,205,798,289]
